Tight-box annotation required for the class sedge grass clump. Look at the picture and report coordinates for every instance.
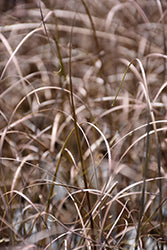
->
[0,0,167,249]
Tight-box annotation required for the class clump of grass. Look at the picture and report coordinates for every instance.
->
[0,0,167,249]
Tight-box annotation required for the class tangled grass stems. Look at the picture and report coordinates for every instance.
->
[0,0,167,249]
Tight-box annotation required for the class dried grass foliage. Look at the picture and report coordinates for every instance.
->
[0,0,167,249]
